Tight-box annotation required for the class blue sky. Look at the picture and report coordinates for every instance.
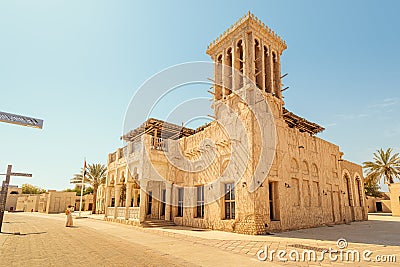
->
[1,0,399,190]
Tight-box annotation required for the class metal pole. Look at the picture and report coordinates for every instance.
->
[0,165,12,232]
[78,160,85,217]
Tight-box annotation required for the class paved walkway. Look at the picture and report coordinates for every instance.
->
[0,213,399,266]
[0,212,267,266]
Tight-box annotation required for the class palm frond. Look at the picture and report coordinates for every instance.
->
[70,163,107,187]
[363,148,400,185]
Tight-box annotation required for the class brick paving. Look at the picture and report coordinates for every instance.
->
[114,216,400,266]
[0,213,266,266]
[0,213,193,267]
[0,213,399,266]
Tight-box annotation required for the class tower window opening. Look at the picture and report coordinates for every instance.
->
[215,54,223,100]
[235,40,244,89]
[225,48,233,96]
[254,39,262,89]
[263,45,271,93]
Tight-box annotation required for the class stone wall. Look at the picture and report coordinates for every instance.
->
[390,183,400,216]
[39,191,76,214]
[5,186,24,212]
[74,194,94,211]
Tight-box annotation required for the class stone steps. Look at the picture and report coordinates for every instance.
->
[141,219,176,228]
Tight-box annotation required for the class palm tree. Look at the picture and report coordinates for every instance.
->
[363,148,400,185]
[71,163,107,214]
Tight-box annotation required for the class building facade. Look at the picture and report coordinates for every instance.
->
[389,183,400,216]
[5,186,26,212]
[38,191,75,214]
[16,195,40,212]
[74,194,94,212]
[102,13,368,234]
[14,192,97,213]
[365,193,392,213]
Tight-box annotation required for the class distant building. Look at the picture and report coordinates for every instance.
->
[5,186,30,212]
[389,183,400,216]
[16,195,40,212]
[366,193,392,213]
[38,191,75,213]
[364,183,400,216]
[74,194,94,212]
[14,191,76,213]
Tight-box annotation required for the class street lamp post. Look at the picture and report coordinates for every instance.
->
[0,165,32,232]
[0,111,42,232]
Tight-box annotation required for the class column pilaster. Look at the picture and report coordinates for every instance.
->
[275,53,282,98]
[125,183,133,220]
[244,31,255,85]
[267,46,273,94]
[165,183,172,221]
[139,179,149,222]
[105,186,112,217]
[114,185,122,218]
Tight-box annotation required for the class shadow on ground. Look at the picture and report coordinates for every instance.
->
[1,231,47,236]
[274,215,400,246]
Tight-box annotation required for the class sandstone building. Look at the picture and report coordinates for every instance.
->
[102,13,368,234]
[389,183,400,216]
[16,195,40,212]
[366,193,392,213]
[38,191,75,214]
[5,186,26,212]
[364,183,400,216]
[74,194,94,212]
[13,190,76,213]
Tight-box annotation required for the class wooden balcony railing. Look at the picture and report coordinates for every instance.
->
[151,137,168,151]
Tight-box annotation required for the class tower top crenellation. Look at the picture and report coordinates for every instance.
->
[207,11,287,55]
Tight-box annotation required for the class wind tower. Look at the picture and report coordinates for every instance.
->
[206,12,287,103]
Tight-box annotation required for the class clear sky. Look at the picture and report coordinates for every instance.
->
[1,0,399,191]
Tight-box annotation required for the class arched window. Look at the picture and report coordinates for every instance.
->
[291,158,299,173]
[235,40,244,88]
[302,161,309,175]
[344,173,353,206]
[311,163,318,177]
[225,48,233,94]
[120,184,126,207]
[120,171,125,183]
[310,163,321,206]
[272,51,280,98]
[355,176,363,206]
